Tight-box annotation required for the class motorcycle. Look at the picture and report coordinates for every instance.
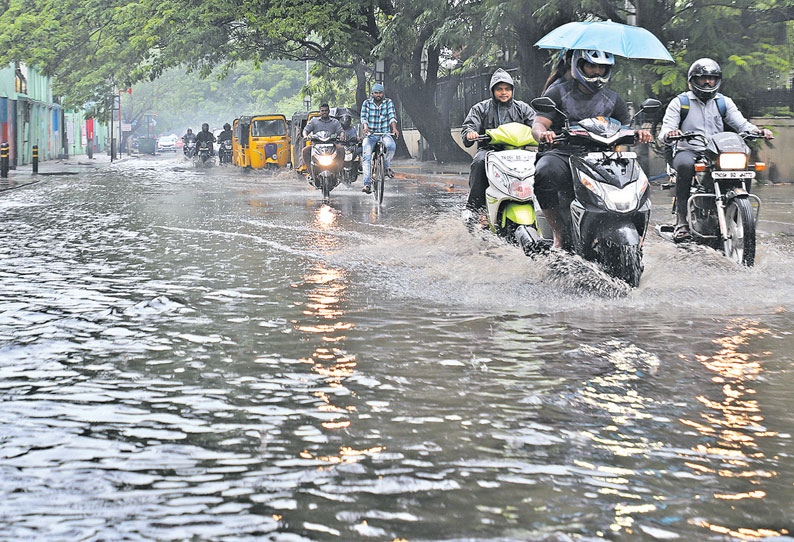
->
[656,131,769,266]
[183,140,196,159]
[342,139,361,185]
[196,141,214,166]
[530,96,662,287]
[308,131,342,200]
[473,122,549,253]
[218,139,233,164]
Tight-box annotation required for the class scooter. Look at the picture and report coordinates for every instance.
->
[218,139,233,164]
[530,96,662,287]
[183,140,196,159]
[656,131,769,266]
[196,141,214,166]
[308,131,342,200]
[474,122,549,253]
[342,139,361,185]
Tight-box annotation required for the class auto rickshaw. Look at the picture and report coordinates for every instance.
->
[290,110,321,175]
[232,114,291,169]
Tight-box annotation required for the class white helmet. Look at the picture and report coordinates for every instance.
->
[571,49,615,93]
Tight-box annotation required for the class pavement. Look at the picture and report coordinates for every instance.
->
[391,157,469,187]
[0,153,116,192]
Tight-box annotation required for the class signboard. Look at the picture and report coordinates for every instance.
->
[122,123,133,132]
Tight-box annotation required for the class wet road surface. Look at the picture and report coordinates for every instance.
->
[2,154,794,541]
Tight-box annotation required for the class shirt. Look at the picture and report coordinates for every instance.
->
[539,80,629,134]
[360,98,397,134]
[658,91,757,152]
[303,117,343,138]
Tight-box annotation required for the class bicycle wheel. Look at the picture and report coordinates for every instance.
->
[375,153,385,204]
[371,152,381,202]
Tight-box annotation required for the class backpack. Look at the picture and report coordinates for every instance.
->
[677,92,727,125]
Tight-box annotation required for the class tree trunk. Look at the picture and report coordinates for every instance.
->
[354,60,368,110]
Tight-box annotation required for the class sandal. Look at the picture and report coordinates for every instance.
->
[673,223,691,243]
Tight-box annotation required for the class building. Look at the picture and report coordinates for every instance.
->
[0,62,109,167]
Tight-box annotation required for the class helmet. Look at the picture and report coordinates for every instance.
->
[688,58,722,102]
[571,49,614,93]
[186,128,193,134]
[339,114,352,129]
[201,123,209,132]
[223,123,231,131]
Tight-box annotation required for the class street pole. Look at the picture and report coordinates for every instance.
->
[110,96,115,162]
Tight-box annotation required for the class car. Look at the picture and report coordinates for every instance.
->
[158,134,179,152]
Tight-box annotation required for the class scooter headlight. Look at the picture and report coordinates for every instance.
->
[509,179,534,199]
[486,163,510,192]
[315,154,335,166]
[719,152,748,170]
[603,184,640,212]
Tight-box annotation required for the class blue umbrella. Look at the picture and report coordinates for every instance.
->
[535,21,674,62]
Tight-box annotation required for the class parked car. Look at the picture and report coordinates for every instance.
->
[158,134,179,152]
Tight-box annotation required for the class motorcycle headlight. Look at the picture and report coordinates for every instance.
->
[315,154,335,166]
[719,153,748,170]
[603,184,640,212]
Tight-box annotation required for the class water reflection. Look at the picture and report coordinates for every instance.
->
[293,262,384,465]
[679,319,788,540]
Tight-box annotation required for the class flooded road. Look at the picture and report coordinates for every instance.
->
[2,154,794,541]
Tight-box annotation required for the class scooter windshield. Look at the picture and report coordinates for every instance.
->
[485,122,537,148]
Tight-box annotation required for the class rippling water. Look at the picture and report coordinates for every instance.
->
[2,155,794,541]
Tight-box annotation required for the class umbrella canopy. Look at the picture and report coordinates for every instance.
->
[535,21,674,62]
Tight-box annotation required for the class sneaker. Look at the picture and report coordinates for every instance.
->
[386,168,395,178]
[362,185,372,194]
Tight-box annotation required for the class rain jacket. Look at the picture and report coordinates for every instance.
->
[461,69,536,149]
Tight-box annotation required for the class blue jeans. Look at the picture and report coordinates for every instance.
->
[362,134,396,186]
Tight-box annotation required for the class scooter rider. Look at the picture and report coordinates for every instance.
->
[532,49,653,249]
[461,68,536,218]
[360,83,399,194]
[658,58,773,242]
[182,128,196,145]
[302,103,345,176]
[195,123,216,155]
[340,112,360,161]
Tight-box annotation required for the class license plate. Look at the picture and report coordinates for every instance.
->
[712,171,755,179]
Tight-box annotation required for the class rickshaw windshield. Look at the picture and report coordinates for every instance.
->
[252,119,286,137]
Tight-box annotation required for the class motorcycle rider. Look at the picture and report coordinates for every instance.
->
[195,123,217,155]
[182,128,196,145]
[658,58,773,242]
[218,123,233,144]
[532,49,653,249]
[461,68,536,220]
[339,112,361,170]
[360,83,399,194]
[302,103,345,178]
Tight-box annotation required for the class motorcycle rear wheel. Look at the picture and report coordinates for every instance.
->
[723,197,756,266]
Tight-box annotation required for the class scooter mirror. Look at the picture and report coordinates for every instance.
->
[530,97,557,113]
[640,98,662,111]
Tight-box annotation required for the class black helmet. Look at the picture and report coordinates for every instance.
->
[688,58,722,102]
[186,128,193,134]
[339,114,352,129]
[201,122,209,132]
[223,123,231,131]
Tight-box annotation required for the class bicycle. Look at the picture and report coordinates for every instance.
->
[366,132,391,204]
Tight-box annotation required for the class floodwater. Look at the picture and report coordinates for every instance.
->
[2,154,794,541]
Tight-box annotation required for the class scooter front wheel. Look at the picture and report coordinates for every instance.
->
[602,242,644,288]
[723,197,756,266]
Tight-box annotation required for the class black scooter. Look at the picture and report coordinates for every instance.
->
[531,96,661,287]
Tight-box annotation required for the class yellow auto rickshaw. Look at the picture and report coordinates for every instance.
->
[232,114,291,169]
[290,110,321,175]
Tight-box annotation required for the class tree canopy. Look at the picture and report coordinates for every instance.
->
[1,0,793,161]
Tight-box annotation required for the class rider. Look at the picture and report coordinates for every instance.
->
[194,123,217,155]
[302,103,345,177]
[532,49,653,249]
[461,68,536,217]
[218,123,233,144]
[658,58,773,241]
[182,128,196,145]
[360,83,399,194]
[339,112,360,163]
